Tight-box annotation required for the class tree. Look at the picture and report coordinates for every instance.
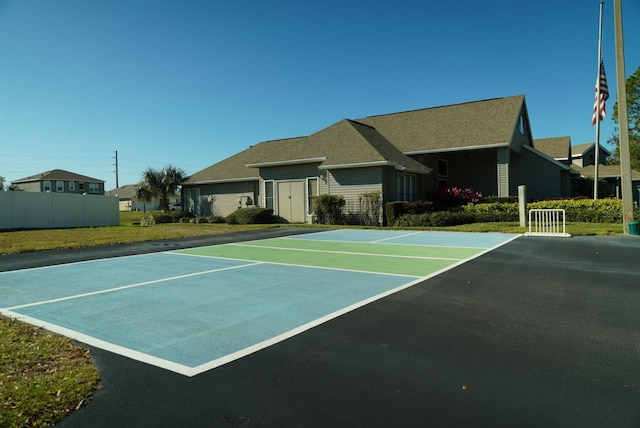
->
[607,66,640,170]
[0,176,4,190]
[136,165,187,212]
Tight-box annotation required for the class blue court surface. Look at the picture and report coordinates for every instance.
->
[0,229,518,376]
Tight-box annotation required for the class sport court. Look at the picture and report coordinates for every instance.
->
[0,229,517,377]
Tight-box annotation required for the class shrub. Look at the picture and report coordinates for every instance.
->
[394,213,430,227]
[385,200,434,226]
[434,187,483,210]
[314,194,346,225]
[207,215,226,224]
[357,191,382,226]
[429,211,476,227]
[226,207,275,224]
[461,202,519,222]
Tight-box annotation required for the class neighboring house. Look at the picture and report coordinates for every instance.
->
[183,95,573,224]
[105,184,180,211]
[535,138,640,202]
[11,169,105,195]
[570,142,612,167]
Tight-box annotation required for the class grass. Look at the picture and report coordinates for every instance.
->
[0,211,630,426]
[0,316,100,428]
[0,211,276,255]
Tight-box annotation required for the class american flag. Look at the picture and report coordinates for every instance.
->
[592,60,609,125]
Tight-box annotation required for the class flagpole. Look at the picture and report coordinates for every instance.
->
[593,0,604,199]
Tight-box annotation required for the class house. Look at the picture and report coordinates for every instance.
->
[183,95,573,224]
[570,142,612,167]
[534,138,640,202]
[11,169,105,195]
[105,184,180,211]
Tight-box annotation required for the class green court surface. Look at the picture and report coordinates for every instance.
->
[174,237,483,277]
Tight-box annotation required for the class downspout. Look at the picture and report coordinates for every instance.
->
[326,169,331,195]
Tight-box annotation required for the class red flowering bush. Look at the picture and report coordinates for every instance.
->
[434,187,483,209]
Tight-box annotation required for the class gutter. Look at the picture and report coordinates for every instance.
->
[246,157,327,168]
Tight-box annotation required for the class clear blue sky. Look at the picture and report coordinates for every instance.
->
[1,0,639,191]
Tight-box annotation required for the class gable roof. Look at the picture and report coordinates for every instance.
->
[572,142,612,157]
[186,95,529,183]
[105,184,138,198]
[356,95,526,153]
[246,120,430,174]
[571,163,640,180]
[185,137,304,184]
[12,169,104,184]
[534,136,572,160]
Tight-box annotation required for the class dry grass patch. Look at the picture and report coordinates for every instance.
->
[0,315,100,427]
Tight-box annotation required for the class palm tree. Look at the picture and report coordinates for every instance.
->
[136,165,187,212]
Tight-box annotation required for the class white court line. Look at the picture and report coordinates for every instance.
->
[228,243,463,261]
[169,251,420,278]
[0,308,197,377]
[5,261,264,311]
[0,252,157,275]
[281,236,488,250]
[372,230,424,243]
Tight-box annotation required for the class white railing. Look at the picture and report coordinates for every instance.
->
[525,209,571,237]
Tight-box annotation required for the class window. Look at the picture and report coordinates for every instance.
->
[437,159,448,177]
[78,182,85,192]
[88,183,99,193]
[518,115,525,135]
[307,177,318,214]
[396,173,416,201]
[264,180,274,209]
[56,181,64,192]
[69,181,76,191]
[43,181,51,192]
[438,179,449,190]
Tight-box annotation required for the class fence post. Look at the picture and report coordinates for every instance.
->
[518,185,527,227]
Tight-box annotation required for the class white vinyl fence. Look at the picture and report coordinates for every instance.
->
[0,191,119,230]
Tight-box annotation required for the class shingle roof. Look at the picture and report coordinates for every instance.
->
[105,184,138,198]
[245,120,430,174]
[185,137,305,184]
[12,169,104,183]
[185,95,526,182]
[356,95,526,153]
[534,136,571,159]
[571,163,640,179]
[571,143,594,156]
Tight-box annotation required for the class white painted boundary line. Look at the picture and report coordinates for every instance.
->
[0,308,196,377]
[169,251,420,279]
[281,236,487,250]
[4,262,264,311]
[372,231,424,243]
[229,243,464,261]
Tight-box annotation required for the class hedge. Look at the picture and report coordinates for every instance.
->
[225,207,275,224]
[389,198,638,227]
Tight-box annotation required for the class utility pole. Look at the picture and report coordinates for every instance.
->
[613,0,634,233]
[114,150,119,188]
